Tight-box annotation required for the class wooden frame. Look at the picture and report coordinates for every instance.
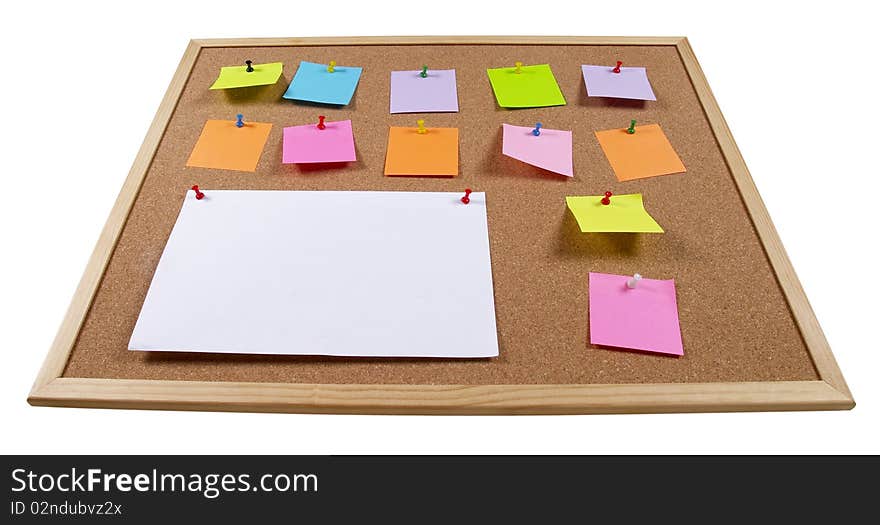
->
[28,36,854,414]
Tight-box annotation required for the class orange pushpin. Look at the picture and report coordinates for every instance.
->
[327,61,336,73]
[514,61,523,74]
[416,119,427,134]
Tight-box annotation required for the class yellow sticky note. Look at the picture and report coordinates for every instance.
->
[209,62,284,90]
[595,124,686,181]
[186,119,273,172]
[486,64,566,108]
[566,194,664,233]
[384,126,459,177]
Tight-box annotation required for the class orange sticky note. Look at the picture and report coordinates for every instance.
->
[595,124,685,182]
[186,119,273,172]
[384,126,459,177]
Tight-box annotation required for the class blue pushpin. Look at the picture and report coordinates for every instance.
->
[235,114,244,128]
[532,122,542,136]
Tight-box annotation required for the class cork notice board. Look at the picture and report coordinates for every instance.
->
[29,37,853,414]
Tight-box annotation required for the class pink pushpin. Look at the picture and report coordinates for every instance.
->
[601,191,612,205]
[612,61,622,74]
[191,185,205,200]
[317,115,326,130]
[461,188,472,204]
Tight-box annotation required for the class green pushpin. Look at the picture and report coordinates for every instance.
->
[627,119,636,134]
[420,65,428,78]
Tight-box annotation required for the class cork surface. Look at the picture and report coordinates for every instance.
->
[62,44,819,384]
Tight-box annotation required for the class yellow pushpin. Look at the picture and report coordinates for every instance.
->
[416,119,427,134]
[327,61,336,73]
[514,61,523,74]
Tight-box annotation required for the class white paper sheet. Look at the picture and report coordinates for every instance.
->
[129,190,499,358]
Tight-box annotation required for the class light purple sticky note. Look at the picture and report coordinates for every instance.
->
[282,119,357,164]
[581,65,657,101]
[390,69,459,113]
[501,123,573,177]
[588,272,683,356]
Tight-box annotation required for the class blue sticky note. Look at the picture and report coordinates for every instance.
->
[283,61,363,105]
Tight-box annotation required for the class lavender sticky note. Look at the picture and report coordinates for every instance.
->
[282,119,357,164]
[581,65,657,101]
[390,69,459,113]
[501,123,573,177]
[588,272,683,356]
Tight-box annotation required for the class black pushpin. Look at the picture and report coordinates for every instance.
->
[245,60,254,73]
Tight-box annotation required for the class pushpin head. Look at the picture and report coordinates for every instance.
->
[514,61,523,74]
[532,123,542,136]
[613,60,622,74]
[626,273,642,289]
[235,114,244,128]
[327,61,336,73]
[191,185,205,200]
[245,60,254,72]
[317,115,326,130]
[416,119,427,134]
[601,191,612,205]
[461,188,472,205]
[420,65,428,78]
[627,120,636,134]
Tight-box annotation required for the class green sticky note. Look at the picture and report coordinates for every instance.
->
[210,62,284,90]
[486,64,566,108]
[566,194,664,233]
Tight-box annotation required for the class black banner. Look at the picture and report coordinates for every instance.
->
[2,456,874,522]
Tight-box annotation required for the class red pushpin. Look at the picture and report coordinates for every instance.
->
[191,185,205,200]
[461,188,472,204]
[601,191,612,205]
[317,115,326,130]
[612,61,622,74]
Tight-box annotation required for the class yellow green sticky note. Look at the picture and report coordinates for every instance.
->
[209,62,284,90]
[486,64,566,108]
[566,194,664,233]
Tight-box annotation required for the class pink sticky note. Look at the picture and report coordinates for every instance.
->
[501,123,573,177]
[588,272,683,356]
[282,119,357,164]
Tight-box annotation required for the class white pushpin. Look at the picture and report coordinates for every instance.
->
[626,273,642,289]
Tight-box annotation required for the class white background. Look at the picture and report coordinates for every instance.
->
[1,0,877,454]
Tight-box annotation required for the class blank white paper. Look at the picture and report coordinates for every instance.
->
[129,190,499,358]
